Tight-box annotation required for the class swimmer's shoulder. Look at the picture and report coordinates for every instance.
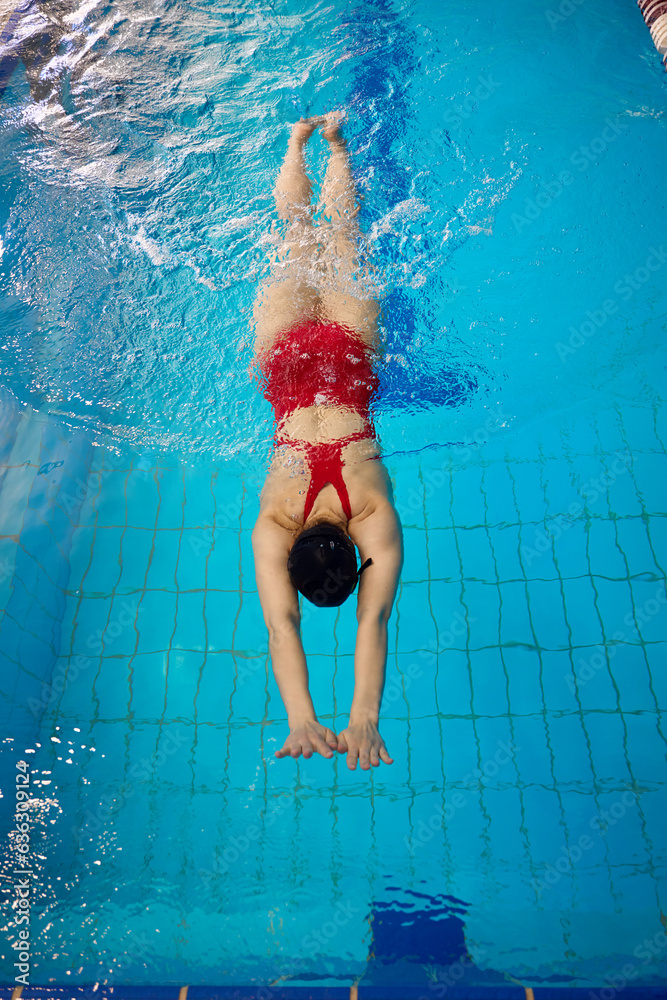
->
[348,474,395,524]
[252,505,300,554]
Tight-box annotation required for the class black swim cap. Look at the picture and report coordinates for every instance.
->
[287,522,372,608]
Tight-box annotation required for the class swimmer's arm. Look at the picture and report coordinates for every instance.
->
[342,501,403,768]
[252,516,337,759]
[349,501,403,719]
[252,516,313,718]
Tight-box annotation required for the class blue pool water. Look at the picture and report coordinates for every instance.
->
[1,0,667,992]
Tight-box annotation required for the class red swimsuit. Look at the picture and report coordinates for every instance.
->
[257,320,379,520]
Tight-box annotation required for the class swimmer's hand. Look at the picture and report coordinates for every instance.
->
[275,720,338,761]
[337,719,394,770]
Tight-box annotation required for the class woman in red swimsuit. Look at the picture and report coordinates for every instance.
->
[252,113,403,771]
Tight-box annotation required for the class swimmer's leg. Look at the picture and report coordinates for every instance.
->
[318,112,359,228]
[253,120,321,355]
[317,113,379,349]
[273,118,318,221]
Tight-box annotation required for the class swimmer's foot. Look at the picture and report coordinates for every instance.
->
[291,117,319,144]
[320,109,346,145]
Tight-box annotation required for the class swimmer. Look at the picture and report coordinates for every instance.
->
[252,113,403,771]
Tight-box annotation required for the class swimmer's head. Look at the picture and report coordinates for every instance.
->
[287,521,372,608]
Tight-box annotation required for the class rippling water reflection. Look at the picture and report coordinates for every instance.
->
[2,1,665,464]
[0,0,528,461]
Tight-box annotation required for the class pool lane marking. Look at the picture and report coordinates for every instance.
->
[637,0,667,68]
[7,983,539,999]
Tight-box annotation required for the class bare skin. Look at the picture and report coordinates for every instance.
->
[252,114,403,771]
